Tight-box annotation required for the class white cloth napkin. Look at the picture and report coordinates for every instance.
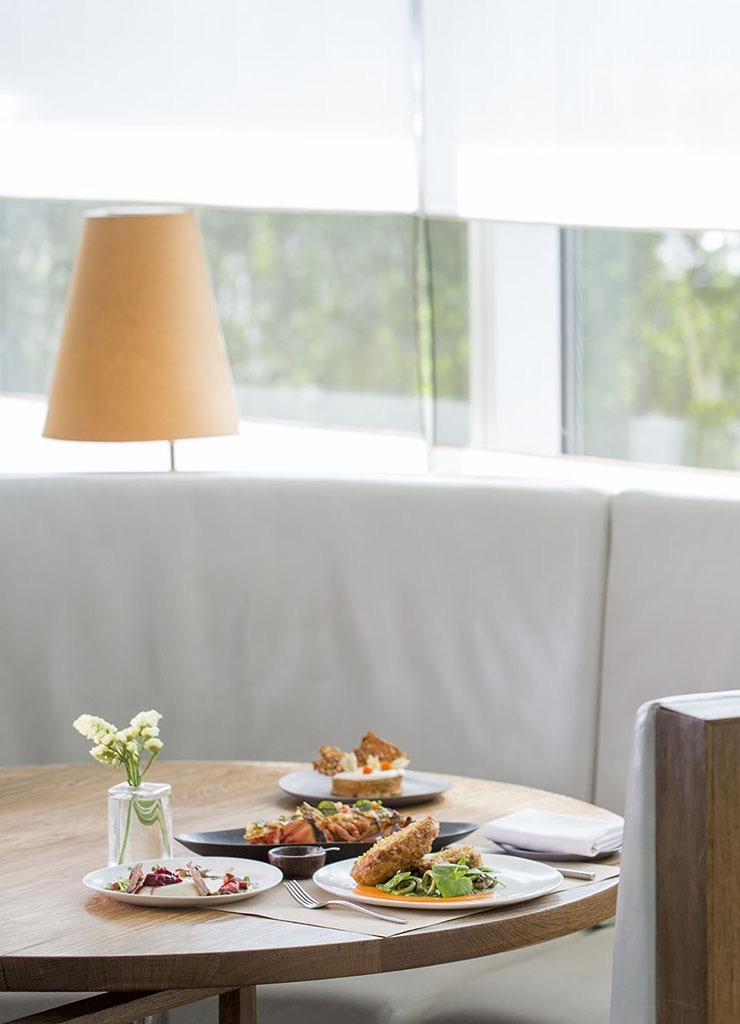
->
[482,808,624,858]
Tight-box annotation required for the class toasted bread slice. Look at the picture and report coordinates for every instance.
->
[353,730,407,766]
[312,745,346,776]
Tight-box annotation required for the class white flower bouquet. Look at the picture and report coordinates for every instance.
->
[73,709,164,787]
[73,709,171,864]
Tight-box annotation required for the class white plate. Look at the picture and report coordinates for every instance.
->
[313,853,563,911]
[498,842,621,863]
[83,856,283,907]
[279,769,451,807]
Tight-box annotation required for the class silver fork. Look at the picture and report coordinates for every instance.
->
[283,878,407,924]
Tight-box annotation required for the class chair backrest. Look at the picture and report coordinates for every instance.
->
[655,699,740,1022]
[611,691,740,1024]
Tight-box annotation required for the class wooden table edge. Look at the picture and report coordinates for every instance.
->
[1,878,617,992]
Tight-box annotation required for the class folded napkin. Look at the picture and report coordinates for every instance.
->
[482,808,624,858]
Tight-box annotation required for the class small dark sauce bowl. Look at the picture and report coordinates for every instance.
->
[267,845,338,879]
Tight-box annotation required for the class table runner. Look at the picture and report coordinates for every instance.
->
[216,860,619,937]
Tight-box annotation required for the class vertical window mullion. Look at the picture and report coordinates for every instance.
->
[467,220,563,457]
[561,227,584,456]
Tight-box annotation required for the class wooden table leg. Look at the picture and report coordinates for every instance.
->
[218,989,256,1024]
[0,991,225,1024]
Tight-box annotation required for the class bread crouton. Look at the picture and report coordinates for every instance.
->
[353,730,408,766]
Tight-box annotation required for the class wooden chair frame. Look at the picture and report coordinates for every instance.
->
[656,706,740,1023]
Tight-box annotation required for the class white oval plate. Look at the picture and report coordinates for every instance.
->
[279,769,451,807]
[313,853,563,911]
[83,856,283,907]
[498,842,621,863]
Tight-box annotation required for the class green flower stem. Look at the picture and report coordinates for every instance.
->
[115,785,171,864]
[118,798,135,865]
[124,747,161,788]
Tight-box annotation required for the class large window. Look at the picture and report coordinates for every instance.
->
[571,228,740,472]
[8,198,740,476]
[0,198,471,447]
[0,199,82,396]
[5,2,740,480]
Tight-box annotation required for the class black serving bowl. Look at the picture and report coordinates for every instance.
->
[267,844,338,878]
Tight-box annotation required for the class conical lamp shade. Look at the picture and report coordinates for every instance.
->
[43,206,239,443]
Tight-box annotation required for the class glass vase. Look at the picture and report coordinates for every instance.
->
[108,780,173,866]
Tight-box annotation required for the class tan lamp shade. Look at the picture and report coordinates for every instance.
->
[43,206,239,443]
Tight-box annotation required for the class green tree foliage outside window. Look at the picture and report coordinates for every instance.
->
[578,227,740,471]
[201,208,419,395]
[0,198,470,439]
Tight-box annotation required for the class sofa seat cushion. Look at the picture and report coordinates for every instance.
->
[418,923,614,1024]
[252,923,614,1024]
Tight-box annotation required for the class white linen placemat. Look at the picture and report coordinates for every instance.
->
[482,808,623,858]
[214,878,492,935]
[213,867,618,937]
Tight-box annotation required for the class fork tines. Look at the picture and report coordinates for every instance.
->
[284,879,315,907]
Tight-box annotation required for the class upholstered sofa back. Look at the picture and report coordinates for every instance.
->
[595,488,740,811]
[4,472,739,816]
[1,472,608,804]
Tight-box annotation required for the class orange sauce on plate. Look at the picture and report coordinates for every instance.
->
[352,884,497,905]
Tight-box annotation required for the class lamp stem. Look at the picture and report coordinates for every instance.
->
[168,441,176,472]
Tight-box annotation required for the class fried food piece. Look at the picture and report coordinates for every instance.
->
[353,730,408,766]
[350,815,440,886]
[313,745,347,775]
[413,844,483,871]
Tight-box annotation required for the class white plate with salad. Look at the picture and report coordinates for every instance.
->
[83,856,283,907]
[313,853,563,910]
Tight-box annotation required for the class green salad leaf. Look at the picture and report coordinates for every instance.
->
[377,870,419,895]
[425,862,475,897]
[377,858,503,899]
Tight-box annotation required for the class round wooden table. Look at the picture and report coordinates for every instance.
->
[1,761,619,1024]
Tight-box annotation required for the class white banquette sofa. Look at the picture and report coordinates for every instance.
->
[3,470,740,1023]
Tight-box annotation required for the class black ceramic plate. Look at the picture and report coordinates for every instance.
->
[278,769,451,807]
[175,821,479,864]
